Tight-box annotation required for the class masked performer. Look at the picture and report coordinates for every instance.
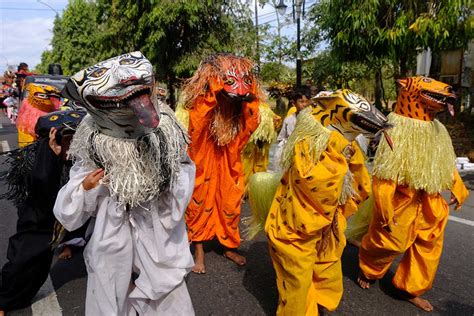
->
[0,109,85,315]
[257,90,390,315]
[53,52,195,315]
[241,103,280,186]
[182,53,261,274]
[357,77,469,312]
[16,83,62,147]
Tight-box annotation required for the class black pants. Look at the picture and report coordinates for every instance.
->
[0,198,56,311]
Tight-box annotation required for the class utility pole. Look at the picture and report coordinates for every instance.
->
[255,0,260,73]
[276,0,304,88]
[295,0,303,88]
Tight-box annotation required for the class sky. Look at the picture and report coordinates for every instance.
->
[0,0,317,74]
[0,0,69,73]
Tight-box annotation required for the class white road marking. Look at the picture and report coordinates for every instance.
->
[449,215,474,227]
[31,275,62,316]
[1,140,10,152]
[0,124,3,128]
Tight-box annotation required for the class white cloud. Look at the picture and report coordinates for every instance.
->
[0,16,55,73]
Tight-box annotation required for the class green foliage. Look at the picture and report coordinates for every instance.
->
[310,0,473,76]
[307,50,369,89]
[260,62,294,83]
[37,0,99,75]
[37,0,260,106]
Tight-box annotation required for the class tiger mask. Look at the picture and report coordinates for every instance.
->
[311,89,390,141]
[26,83,61,112]
[395,76,456,121]
[62,51,159,139]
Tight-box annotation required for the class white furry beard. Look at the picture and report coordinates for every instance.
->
[69,113,186,207]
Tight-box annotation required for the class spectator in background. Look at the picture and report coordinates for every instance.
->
[15,63,33,97]
[273,90,310,170]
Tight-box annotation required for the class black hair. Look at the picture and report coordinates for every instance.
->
[18,62,28,71]
[289,88,310,102]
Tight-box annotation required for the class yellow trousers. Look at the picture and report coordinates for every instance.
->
[359,174,468,296]
[269,211,346,315]
[266,132,351,315]
[18,130,35,148]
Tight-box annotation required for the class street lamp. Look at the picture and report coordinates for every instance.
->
[275,0,288,16]
[37,0,59,16]
[276,0,305,88]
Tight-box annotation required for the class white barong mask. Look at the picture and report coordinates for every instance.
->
[63,52,189,207]
[62,51,159,138]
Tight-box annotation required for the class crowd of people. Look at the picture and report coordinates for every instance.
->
[0,52,469,316]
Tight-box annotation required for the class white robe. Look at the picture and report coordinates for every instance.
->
[54,158,196,316]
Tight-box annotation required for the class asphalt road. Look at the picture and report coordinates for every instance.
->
[0,113,473,316]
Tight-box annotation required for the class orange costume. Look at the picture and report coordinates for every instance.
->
[184,54,262,248]
[359,77,469,298]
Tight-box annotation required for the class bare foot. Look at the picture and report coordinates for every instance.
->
[223,249,246,266]
[408,296,434,312]
[357,272,372,289]
[192,242,206,274]
[58,246,73,260]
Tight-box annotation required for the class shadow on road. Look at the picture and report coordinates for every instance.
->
[242,240,277,316]
[341,244,404,302]
[50,247,87,291]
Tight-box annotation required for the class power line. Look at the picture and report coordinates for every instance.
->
[0,7,62,12]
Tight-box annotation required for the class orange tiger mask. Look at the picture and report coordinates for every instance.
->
[394,76,456,121]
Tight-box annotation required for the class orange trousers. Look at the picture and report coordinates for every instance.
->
[359,175,467,296]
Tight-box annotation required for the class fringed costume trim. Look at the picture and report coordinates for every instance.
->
[373,112,456,194]
[68,102,188,207]
[280,107,331,171]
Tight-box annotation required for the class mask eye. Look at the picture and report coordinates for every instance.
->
[49,115,59,121]
[422,77,432,83]
[243,76,253,86]
[119,58,135,65]
[70,113,80,118]
[35,93,49,99]
[359,102,370,111]
[224,78,235,86]
[90,67,108,78]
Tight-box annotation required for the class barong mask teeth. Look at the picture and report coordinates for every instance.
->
[397,77,457,118]
[62,51,160,138]
[312,89,392,145]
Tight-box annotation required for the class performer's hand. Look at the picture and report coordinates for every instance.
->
[449,192,459,208]
[82,169,105,191]
[49,128,62,156]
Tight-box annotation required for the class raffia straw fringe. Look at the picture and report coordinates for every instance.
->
[68,102,188,207]
[248,105,277,144]
[281,107,331,171]
[339,170,358,205]
[373,112,456,194]
[175,103,189,130]
[244,171,283,240]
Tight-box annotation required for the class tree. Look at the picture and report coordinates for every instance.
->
[307,50,369,90]
[37,0,265,108]
[37,0,99,75]
[309,0,473,106]
[260,61,294,83]
[94,0,256,108]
